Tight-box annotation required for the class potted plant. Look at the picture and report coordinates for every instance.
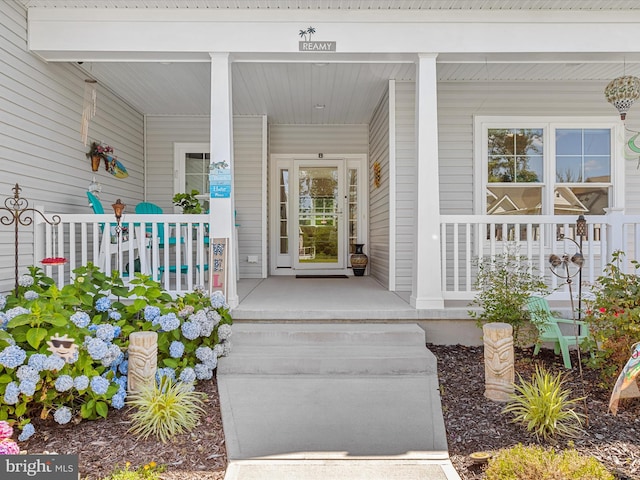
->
[172,189,203,214]
[86,142,114,172]
[468,245,549,344]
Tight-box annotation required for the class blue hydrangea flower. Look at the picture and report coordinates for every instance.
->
[43,354,65,371]
[113,375,127,392]
[18,423,35,442]
[144,306,161,322]
[210,291,227,309]
[179,367,196,384]
[90,376,109,395]
[3,382,20,405]
[207,310,222,325]
[95,297,111,312]
[27,353,47,372]
[194,363,213,380]
[87,325,98,333]
[169,341,185,359]
[111,391,126,410]
[16,365,40,383]
[70,311,90,328]
[109,311,122,321]
[74,375,89,391]
[54,407,72,425]
[18,275,34,287]
[181,321,200,340]
[5,307,29,321]
[0,312,8,330]
[196,346,214,363]
[96,324,116,342]
[85,337,108,360]
[54,375,74,392]
[19,379,37,397]
[101,344,122,368]
[24,290,39,301]
[156,367,176,382]
[158,313,180,332]
[0,293,6,310]
[218,324,232,341]
[0,345,27,369]
[213,344,224,359]
[118,360,128,375]
[113,325,121,338]
[178,305,194,318]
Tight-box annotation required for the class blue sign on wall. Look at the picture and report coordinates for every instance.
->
[209,160,231,198]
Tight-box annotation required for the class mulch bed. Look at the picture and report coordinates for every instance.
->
[15,345,640,480]
[429,344,640,480]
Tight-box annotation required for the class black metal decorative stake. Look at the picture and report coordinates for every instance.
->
[0,183,61,293]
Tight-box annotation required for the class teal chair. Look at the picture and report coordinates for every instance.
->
[526,296,591,369]
[134,202,187,275]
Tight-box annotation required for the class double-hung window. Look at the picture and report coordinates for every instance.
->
[475,117,622,218]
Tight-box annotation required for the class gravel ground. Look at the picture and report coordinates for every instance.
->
[16,345,640,480]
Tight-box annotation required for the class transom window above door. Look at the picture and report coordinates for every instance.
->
[476,117,622,216]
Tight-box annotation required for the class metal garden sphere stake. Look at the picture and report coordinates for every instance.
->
[0,184,61,294]
[605,75,640,120]
[549,231,589,425]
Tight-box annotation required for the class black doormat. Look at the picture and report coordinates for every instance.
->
[295,275,349,279]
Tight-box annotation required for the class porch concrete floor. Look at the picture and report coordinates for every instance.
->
[234,277,417,320]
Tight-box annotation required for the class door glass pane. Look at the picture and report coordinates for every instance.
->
[298,167,338,264]
[279,169,289,254]
[348,168,358,255]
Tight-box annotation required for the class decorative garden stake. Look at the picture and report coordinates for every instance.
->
[483,322,515,402]
[0,183,61,293]
[128,331,158,394]
[549,225,589,425]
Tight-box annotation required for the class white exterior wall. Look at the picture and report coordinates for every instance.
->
[0,1,144,294]
[145,115,266,278]
[368,90,390,287]
[436,81,640,215]
[394,82,417,293]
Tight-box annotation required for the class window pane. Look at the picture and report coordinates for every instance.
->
[554,186,609,215]
[556,156,582,182]
[584,129,610,155]
[516,129,543,155]
[488,156,513,182]
[556,129,582,155]
[487,186,542,215]
[584,156,610,182]
[516,156,543,182]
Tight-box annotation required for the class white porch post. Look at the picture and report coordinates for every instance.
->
[411,54,444,309]
[210,52,238,308]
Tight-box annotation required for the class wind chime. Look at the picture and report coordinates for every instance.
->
[81,79,97,146]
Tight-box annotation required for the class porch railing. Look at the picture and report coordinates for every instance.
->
[34,212,211,296]
[440,210,640,301]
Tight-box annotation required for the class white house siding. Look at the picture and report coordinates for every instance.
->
[0,1,144,294]
[269,125,369,155]
[368,90,390,287]
[394,82,417,293]
[144,115,266,278]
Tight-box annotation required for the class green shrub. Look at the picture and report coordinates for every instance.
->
[0,264,232,442]
[102,461,164,480]
[127,376,206,443]
[172,190,203,214]
[469,246,549,344]
[502,365,585,440]
[582,251,640,382]
[485,444,614,480]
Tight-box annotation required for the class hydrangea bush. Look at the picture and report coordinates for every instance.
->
[0,263,232,443]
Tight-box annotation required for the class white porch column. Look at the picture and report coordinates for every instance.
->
[411,54,444,309]
[210,52,238,308]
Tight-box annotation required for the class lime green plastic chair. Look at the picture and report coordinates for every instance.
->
[526,296,590,369]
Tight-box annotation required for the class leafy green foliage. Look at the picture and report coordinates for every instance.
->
[502,366,585,441]
[485,444,614,480]
[0,263,232,441]
[102,461,165,480]
[127,377,206,443]
[172,190,203,214]
[582,251,640,382]
[469,246,549,344]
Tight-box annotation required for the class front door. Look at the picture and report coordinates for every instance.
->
[294,160,345,271]
[270,154,367,275]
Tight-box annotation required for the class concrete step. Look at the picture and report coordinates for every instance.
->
[224,459,460,480]
[218,344,437,375]
[229,323,426,347]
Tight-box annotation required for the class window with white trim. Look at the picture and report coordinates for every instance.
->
[476,117,621,217]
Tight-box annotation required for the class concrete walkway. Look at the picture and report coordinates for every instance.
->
[218,323,461,480]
